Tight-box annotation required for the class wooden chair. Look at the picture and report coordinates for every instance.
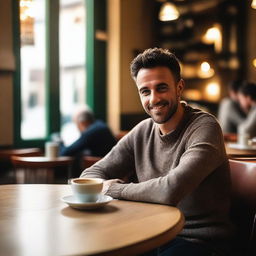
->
[83,156,102,169]
[224,133,237,143]
[229,159,256,255]
[115,130,129,141]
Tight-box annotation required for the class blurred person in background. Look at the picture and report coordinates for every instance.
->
[218,80,246,133]
[59,105,117,157]
[237,82,256,138]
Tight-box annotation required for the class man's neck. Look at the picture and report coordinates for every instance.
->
[158,102,185,135]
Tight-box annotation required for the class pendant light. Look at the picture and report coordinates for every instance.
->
[159,1,180,21]
[252,0,256,9]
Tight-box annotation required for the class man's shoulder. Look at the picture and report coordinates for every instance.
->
[82,120,111,136]
[89,120,109,130]
[131,117,154,131]
[123,118,154,139]
[249,106,256,115]
[219,97,233,106]
[186,104,219,125]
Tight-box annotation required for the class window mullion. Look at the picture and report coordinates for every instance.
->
[46,0,60,137]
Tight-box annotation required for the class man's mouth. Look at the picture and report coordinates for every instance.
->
[149,102,168,111]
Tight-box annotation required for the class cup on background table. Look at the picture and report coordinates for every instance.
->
[70,178,103,203]
[238,133,250,146]
[45,142,60,158]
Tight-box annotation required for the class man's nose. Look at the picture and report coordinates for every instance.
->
[149,91,161,105]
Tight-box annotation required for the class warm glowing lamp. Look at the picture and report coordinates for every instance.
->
[197,62,215,78]
[201,62,210,72]
[205,82,220,102]
[159,2,180,21]
[252,0,256,9]
[253,58,256,68]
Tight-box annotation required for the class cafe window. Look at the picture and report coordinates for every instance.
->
[59,0,86,145]
[14,0,106,147]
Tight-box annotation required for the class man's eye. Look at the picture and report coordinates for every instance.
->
[141,90,150,96]
[158,86,168,92]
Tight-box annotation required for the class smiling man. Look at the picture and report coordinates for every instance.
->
[81,48,234,256]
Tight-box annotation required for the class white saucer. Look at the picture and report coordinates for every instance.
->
[227,143,256,150]
[61,194,113,210]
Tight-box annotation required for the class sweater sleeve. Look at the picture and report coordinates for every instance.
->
[105,121,227,206]
[80,132,136,182]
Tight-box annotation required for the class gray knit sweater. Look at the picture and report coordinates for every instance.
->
[81,104,234,255]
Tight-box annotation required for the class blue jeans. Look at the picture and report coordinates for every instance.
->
[141,237,219,256]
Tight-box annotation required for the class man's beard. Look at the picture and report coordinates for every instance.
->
[147,99,178,124]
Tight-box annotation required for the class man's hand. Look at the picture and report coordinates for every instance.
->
[102,179,125,194]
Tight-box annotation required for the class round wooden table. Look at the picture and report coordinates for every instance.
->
[0,185,184,256]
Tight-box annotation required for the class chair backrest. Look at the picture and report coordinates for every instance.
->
[115,130,129,141]
[224,133,237,142]
[229,159,256,256]
[229,159,256,206]
[83,156,102,169]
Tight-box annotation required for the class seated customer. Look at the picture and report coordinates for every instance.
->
[81,48,234,256]
[218,80,246,133]
[237,82,256,138]
[60,106,117,157]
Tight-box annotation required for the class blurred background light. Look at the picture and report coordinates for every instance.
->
[159,2,180,21]
[205,82,220,102]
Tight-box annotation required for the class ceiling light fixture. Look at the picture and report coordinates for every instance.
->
[159,1,180,21]
[197,62,215,78]
[252,0,256,9]
[202,24,222,53]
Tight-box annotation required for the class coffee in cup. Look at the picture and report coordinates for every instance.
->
[71,178,103,203]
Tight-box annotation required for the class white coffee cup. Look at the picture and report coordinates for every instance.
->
[45,142,59,158]
[71,178,103,203]
[238,133,250,146]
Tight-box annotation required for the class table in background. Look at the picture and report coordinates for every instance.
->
[225,144,256,158]
[11,156,74,184]
[0,148,43,184]
[0,148,42,161]
[0,185,184,256]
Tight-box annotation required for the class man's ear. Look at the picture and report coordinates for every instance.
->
[177,79,185,98]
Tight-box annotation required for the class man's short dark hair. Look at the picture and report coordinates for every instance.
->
[239,81,256,101]
[130,48,181,83]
